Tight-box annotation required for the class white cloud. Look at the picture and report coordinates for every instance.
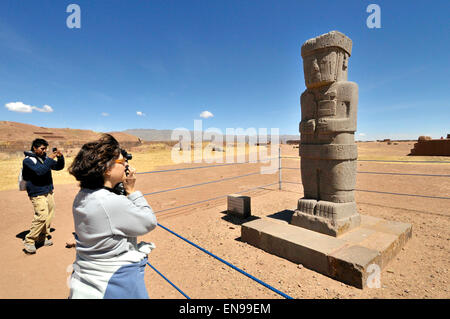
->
[136,111,145,116]
[5,101,53,113]
[200,110,213,119]
[35,104,53,112]
[358,133,366,137]
[5,102,33,113]
[101,112,109,117]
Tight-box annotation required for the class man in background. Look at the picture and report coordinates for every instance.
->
[22,138,65,254]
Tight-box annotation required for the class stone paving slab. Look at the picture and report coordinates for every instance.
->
[327,244,382,288]
[241,214,412,288]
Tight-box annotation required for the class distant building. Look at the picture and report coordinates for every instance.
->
[409,135,450,156]
[286,140,300,145]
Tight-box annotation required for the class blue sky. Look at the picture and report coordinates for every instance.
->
[1,0,449,141]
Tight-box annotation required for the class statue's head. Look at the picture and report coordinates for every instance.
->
[301,31,352,89]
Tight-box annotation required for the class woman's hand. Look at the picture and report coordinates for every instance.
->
[123,166,137,194]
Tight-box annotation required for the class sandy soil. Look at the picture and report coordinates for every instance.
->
[0,142,448,299]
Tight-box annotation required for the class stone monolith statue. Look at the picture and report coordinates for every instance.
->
[291,31,361,236]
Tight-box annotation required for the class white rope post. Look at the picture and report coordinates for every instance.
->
[278,146,282,190]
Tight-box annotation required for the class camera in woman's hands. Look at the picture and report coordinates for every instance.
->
[121,149,132,176]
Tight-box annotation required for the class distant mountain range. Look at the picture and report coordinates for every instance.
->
[0,121,141,153]
[123,129,300,144]
[0,121,300,154]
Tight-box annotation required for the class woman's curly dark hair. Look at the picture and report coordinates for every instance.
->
[69,134,121,189]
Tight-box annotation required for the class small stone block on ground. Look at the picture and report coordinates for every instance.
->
[227,194,251,218]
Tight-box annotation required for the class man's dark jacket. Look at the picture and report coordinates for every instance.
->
[22,151,65,197]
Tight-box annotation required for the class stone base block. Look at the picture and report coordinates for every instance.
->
[291,199,361,237]
[241,214,412,289]
[227,194,251,218]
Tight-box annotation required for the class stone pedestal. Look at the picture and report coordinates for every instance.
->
[292,199,361,237]
[241,215,412,289]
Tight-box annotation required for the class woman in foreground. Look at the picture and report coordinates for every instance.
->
[68,134,157,299]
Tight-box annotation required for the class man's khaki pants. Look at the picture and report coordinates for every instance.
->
[24,192,55,245]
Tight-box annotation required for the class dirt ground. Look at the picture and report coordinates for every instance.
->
[0,142,448,299]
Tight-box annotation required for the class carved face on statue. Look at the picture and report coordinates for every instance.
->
[303,48,348,89]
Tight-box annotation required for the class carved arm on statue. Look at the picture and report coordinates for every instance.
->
[299,119,316,134]
[316,117,356,133]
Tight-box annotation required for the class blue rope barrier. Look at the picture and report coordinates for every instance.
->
[153,183,278,214]
[157,223,293,299]
[357,171,450,177]
[357,159,450,164]
[356,189,450,200]
[146,181,280,298]
[143,168,278,197]
[281,156,450,164]
[152,182,279,214]
[281,181,450,200]
[137,157,279,175]
[281,181,302,185]
[282,167,450,177]
[146,261,190,299]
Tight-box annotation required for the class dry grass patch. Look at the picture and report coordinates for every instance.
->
[0,143,272,191]
[357,142,450,163]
